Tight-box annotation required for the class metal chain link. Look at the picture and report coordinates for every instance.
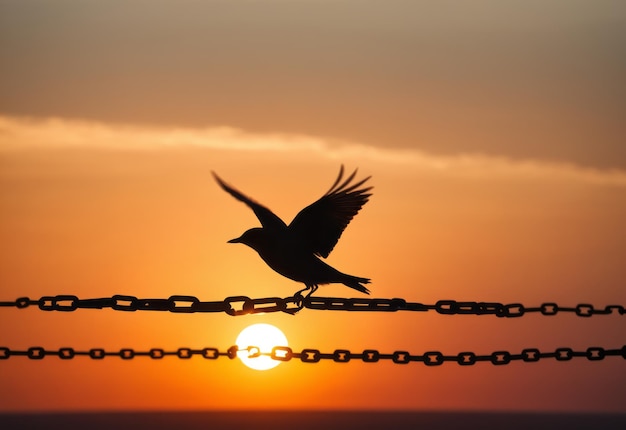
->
[0,295,623,317]
[1,345,624,365]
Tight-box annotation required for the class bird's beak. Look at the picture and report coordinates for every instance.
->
[228,237,242,244]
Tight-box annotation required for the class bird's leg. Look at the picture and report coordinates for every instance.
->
[305,284,319,298]
[290,284,312,314]
[294,284,312,299]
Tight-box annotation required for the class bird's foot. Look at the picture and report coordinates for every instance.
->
[283,294,304,315]
[286,286,312,315]
[294,285,310,298]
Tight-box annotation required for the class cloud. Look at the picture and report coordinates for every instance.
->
[2,115,626,187]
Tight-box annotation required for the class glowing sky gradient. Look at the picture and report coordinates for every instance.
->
[1,0,625,414]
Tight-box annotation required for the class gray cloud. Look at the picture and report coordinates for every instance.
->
[3,115,626,187]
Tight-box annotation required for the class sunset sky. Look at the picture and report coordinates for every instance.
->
[1,0,625,414]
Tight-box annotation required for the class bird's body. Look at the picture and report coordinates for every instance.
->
[231,227,370,294]
[213,166,372,297]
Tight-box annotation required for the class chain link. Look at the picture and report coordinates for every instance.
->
[1,295,624,317]
[1,345,624,365]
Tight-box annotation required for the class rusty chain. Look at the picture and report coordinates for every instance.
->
[0,295,624,317]
[1,345,624,365]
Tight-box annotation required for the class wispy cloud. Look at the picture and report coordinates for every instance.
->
[2,115,626,187]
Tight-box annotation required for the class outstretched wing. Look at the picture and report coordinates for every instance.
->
[288,165,372,258]
[212,172,287,231]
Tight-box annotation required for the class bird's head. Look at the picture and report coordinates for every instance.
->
[228,228,266,251]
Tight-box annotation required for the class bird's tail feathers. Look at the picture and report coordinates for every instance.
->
[342,275,371,295]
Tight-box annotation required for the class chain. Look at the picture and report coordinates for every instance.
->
[1,345,624,365]
[0,295,624,317]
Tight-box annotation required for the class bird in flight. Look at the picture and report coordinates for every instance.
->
[213,166,372,299]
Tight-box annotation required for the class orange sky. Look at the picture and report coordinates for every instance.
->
[1,117,624,412]
[1,0,625,414]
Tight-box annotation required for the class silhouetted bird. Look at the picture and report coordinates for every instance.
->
[213,166,372,298]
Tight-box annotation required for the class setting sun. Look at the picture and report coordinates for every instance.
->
[236,323,288,371]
